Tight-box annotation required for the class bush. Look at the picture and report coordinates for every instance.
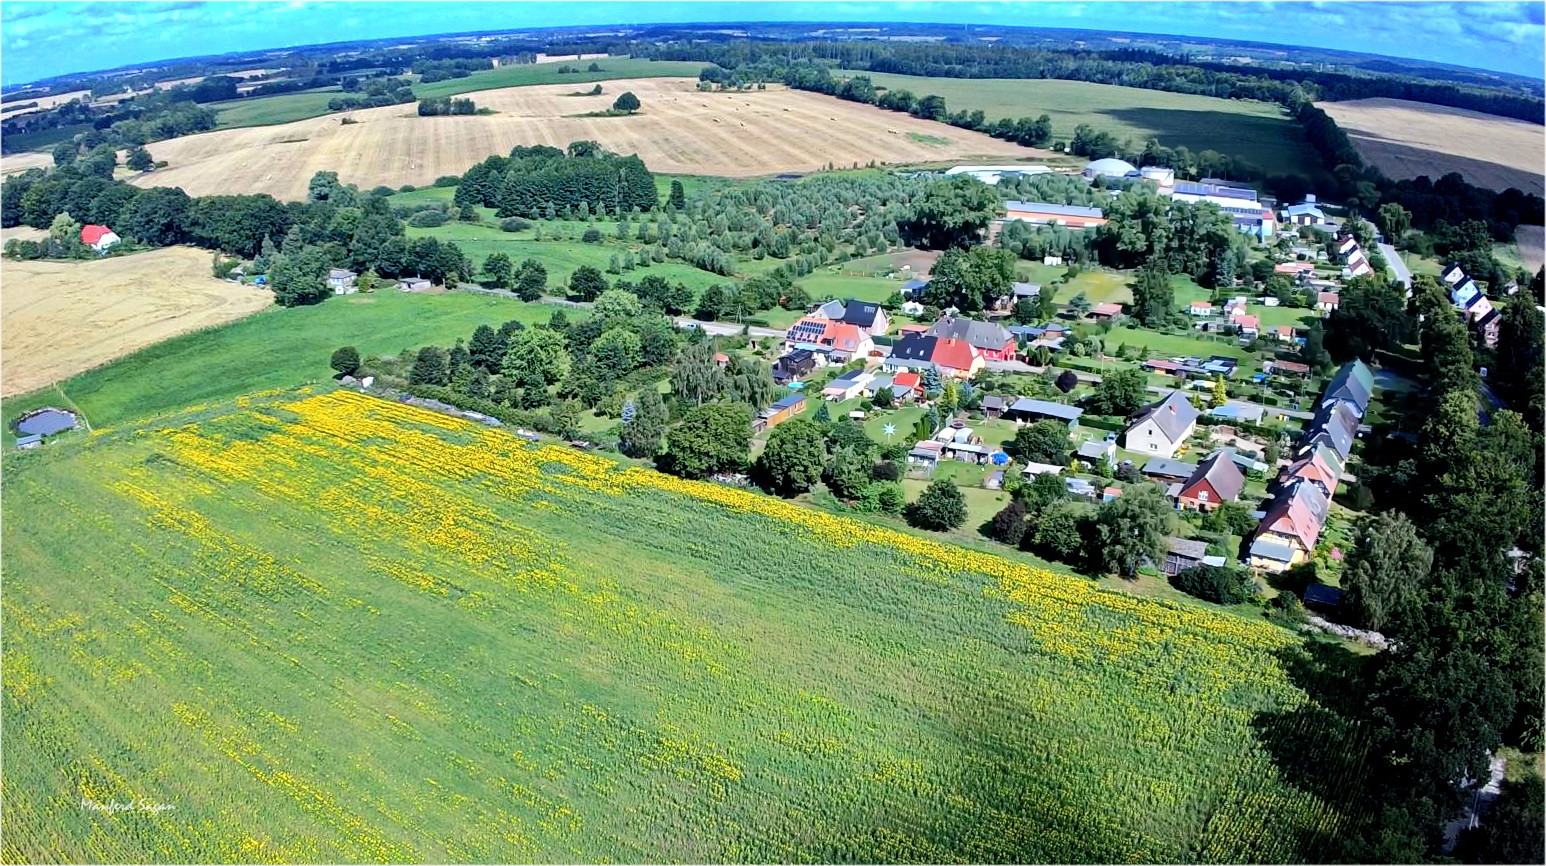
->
[408,210,447,228]
[499,217,531,233]
[1171,564,1259,605]
[432,176,460,187]
[582,228,603,243]
[1266,590,1308,625]
[988,500,1028,546]
[398,184,417,193]
[330,346,361,377]
[904,479,967,531]
[370,185,396,198]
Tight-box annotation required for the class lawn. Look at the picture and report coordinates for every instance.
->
[1052,269,1133,305]
[412,57,707,100]
[0,291,579,435]
[1101,325,1255,361]
[1015,261,1069,286]
[653,174,729,202]
[2,387,1371,862]
[388,185,457,205]
[207,87,345,128]
[839,71,1326,180]
[794,271,904,305]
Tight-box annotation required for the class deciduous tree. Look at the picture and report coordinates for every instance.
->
[515,257,547,301]
[671,342,727,406]
[905,479,968,531]
[501,327,571,388]
[659,402,752,479]
[1095,484,1173,577]
[1341,512,1434,633]
[988,499,1028,546]
[1007,420,1070,464]
[755,419,827,495]
[1089,369,1146,416]
[409,345,450,385]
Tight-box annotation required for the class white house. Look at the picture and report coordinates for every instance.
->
[1123,391,1201,459]
[328,268,359,294]
[1284,194,1333,230]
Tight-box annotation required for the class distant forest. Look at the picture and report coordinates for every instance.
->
[631,40,1544,124]
[627,39,1544,238]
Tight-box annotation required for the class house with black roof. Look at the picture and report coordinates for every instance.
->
[883,333,938,373]
[838,300,890,336]
[1319,359,1374,418]
[773,349,818,384]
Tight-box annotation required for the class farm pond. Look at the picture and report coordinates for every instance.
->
[15,408,78,437]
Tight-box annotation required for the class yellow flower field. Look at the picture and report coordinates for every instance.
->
[1,389,1372,863]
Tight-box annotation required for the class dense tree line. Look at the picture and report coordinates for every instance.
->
[453,143,657,219]
[328,77,416,112]
[1324,270,1545,860]
[1294,102,1544,237]
[411,57,493,83]
[416,97,477,116]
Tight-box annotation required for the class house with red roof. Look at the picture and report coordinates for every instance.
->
[80,224,120,253]
[929,338,984,379]
[1249,480,1329,572]
[1230,313,1260,339]
[925,316,1017,361]
[1176,451,1245,512]
[784,317,873,362]
[1089,302,1124,321]
[1280,449,1339,499]
[889,371,921,402]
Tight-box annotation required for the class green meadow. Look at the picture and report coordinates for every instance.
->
[841,71,1324,178]
[0,291,578,437]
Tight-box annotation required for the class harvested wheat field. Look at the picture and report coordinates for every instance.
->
[1319,98,1545,196]
[0,88,89,112]
[0,225,48,243]
[132,78,1052,200]
[0,152,53,176]
[1,246,272,396]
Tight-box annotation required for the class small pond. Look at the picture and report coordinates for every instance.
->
[16,407,78,437]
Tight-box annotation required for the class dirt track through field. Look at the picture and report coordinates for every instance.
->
[1318,98,1545,196]
[1,246,272,396]
[130,78,1052,200]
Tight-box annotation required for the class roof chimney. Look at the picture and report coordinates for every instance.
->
[1305,193,1317,203]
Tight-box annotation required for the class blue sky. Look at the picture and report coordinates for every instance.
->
[3,2,1543,87]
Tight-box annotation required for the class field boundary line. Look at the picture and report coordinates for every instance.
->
[52,382,91,432]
